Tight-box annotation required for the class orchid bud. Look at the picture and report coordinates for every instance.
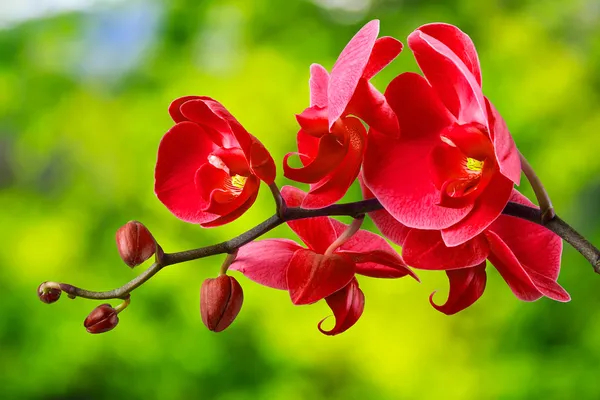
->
[37,282,61,304]
[200,275,243,332]
[84,304,119,334]
[115,221,156,267]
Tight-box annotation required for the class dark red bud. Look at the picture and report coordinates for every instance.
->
[116,221,156,267]
[37,282,61,304]
[84,304,119,334]
[200,275,243,332]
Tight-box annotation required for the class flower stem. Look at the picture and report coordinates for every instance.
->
[219,249,239,275]
[519,151,556,224]
[43,199,600,301]
[324,215,365,256]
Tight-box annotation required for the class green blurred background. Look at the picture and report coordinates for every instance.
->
[2,0,600,398]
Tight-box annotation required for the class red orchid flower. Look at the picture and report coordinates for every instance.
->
[155,96,276,227]
[283,20,403,209]
[361,180,569,315]
[229,186,418,335]
[363,23,522,247]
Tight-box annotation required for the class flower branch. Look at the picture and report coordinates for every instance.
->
[41,198,600,302]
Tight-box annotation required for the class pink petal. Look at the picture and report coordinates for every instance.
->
[417,23,482,86]
[283,133,347,184]
[328,20,380,128]
[154,122,218,224]
[302,116,367,208]
[441,171,513,246]
[408,29,487,127]
[363,129,473,230]
[485,98,521,185]
[318,278,365,336]
[486,230,568,301]
[309,64,329,108]
[489,190,563,281]
[230,239,304,290]
[402,229,490,270]
[281,186,337,254]
[340,250,419,280]
[359,177,411,246]
[430,262,487,315]
[362,36,403,80]
[287,250,356,305]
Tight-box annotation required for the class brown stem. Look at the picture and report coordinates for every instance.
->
[51,198,600,300]
[519,151,556,223]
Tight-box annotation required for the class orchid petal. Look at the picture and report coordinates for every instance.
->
[283,134,347,184]
[408,29,487,127]
[154,122,217,224]
[309,63,330,108]
[318,278,365,336]
[281,186,337,254]
[402,229,489,270]
[328,20,380,128]
[441,171,513,246]
[287,249,355,305]
[430,262,487,315]
[485,98,521,185]
[230,239,304,290]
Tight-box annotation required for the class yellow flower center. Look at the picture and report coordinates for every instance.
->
[231,174,247,189]
[466,157,484,172]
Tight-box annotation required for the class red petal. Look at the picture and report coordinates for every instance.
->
[328,20,380,128]
[283,133,347,184]
[318,278,365,336]
[408,29,487,127]
[489,190,563,282]
[194,163,230,203]
[179,98,235,147]
[200,173,259,216]
[417,23,482,86]
[402,229,490,270]
[168,95,202,123]
[340,250,418,280]
[287,249,356,305]
[200,188,259,228]
[302,117,367,208]
[183,97,276,184]
[363,36,403,80]
[154,122,218,224]
[359,177,412,246]
[441,171,513,246]
[309,63,329,108]
[209,147,250,176]
[297,129,319,165]
[295,106,329,136]
[384,72,455,140]
[430,262,487,315]
[328,217,416,279]
[347,79,399,137]
[230,239,304,290]
[281,186,337,254]
[485,230,569,301]
[485,98,521,185]
[363,130,473,230]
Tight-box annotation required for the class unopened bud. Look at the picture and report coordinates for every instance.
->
[200,275,243,332]
[37,282,61,304]
[84,304,119,334]
[116,221,156,267]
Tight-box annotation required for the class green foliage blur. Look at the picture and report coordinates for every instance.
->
[2,0,600,398]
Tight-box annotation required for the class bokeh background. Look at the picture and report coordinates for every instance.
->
[2,0,600,398]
